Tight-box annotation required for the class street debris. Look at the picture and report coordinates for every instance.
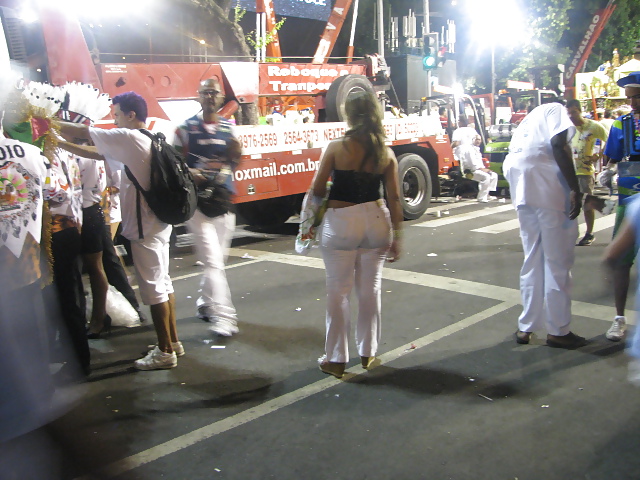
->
[478,394,493,402]
[211,345,226,349]
[427,253,438,257]
[295,307,302,311]
[541,405,550,408]
[194,260,204,266]
[242,253,256,259]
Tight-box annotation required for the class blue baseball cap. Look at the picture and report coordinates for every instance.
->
[617,71,640,88]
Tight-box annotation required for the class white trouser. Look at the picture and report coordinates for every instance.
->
[472,169,498,201]
[130,225,174,305]
[516,205,578,336]
[320,201,391,363]
[186,209,237,323]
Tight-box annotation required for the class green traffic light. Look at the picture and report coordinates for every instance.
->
[423,56,436,70]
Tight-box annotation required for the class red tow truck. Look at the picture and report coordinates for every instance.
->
[0,0,456,225]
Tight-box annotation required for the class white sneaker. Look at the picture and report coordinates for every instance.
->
[606,316,627,342]
[134,346,177,370]
[628,358,640,387]
[146,341,185,357]
[209,319,239,337]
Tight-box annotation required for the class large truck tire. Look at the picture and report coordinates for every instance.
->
[325,74,375,122]
[397,153,432,220]
[236,195,301,227]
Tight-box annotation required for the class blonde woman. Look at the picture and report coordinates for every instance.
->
[313,91,403,379]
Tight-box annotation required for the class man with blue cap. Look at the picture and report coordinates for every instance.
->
[600,71,640,345]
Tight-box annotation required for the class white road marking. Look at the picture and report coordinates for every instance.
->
[413,204,513,227]
[227,249,615,321]
[83,245,624,478]
[130,258,263,290]
[579,214,617,236]
[79,303,513,479]
[472,212,617,235]
[472,219,520,234]
[426,199,477,213]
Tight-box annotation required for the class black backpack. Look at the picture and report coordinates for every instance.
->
[124,129,197,238]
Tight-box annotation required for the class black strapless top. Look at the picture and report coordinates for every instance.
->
[328,169,383,204]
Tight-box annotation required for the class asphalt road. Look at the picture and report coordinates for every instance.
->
[50,197,640,480]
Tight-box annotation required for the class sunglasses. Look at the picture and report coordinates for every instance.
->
[199,90,220,97]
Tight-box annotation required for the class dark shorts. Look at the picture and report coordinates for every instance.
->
[81,203,106,255]
[612,204,638,267]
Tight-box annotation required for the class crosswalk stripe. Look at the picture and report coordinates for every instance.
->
[227,248,617,323]
[580,214,617,236]
[472,212,617,235]
[427,199,477,213]
[414,204,513,227]
[472,219,520,234]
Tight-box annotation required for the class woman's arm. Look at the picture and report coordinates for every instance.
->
[312,142,336,197]
[383,149,403,262]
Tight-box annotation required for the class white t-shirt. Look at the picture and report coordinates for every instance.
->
[48,149,83,225]
[0,137,49,257]
[454,144,484,171]
[89,128,168,240]
[77,157,107,208]
[105,160,122,224]
[451,127,477,145]
[503,103,576,212]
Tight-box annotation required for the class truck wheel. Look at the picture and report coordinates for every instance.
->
[325,74,375,122]
[236,196,299,227]
[397,153,432,220]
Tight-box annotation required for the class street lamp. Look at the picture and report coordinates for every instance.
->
[465,0,526,123]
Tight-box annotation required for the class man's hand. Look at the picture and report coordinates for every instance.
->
[569,190,583,220]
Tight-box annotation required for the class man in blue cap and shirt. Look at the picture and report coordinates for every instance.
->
[601,71,640,343]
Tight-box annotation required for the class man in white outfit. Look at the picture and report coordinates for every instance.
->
[58,92,183,370]
[454,133,498,202]
[503,102,587,349]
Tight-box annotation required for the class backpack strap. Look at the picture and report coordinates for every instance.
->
[123,129,158,240]
[124,165,144,240]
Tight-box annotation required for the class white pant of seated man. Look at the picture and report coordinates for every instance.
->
[472,169,499,202]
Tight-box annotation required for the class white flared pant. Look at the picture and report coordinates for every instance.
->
[320,201,391,363]
[516,205,578,336]
[186,209,237,323]
[472,170,498,201]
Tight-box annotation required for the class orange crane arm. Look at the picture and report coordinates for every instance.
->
[312,0,354,64]
[563,0,616,91]
[256,0,282,60]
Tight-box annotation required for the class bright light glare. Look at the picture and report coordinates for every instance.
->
[35,0,153,19]
[18,6,38,23]
[199,39,206,45]
[466,0,527,47]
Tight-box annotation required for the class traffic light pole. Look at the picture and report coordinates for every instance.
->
[424,0,431,96]
[377,0,384,58]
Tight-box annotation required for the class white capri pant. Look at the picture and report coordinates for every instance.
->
[516,205,578,336]
[186,209,237,323]
[320,201,391,363]
[472,169,498,201]
[130,225,174,305]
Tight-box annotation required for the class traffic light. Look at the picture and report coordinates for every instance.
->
[422,33,438,71]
